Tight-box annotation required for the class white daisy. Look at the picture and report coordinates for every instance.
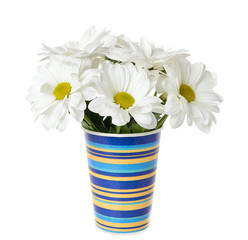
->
[107,36,189,70]
[106,35,139,62]
[40,26,117,60]
[27,56,99,131]
[157,58,223,133]
[88,62,164,129]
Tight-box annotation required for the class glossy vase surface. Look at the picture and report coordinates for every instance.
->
[84,129,162,233]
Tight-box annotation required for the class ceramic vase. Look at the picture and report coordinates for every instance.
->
[84,128,162,233]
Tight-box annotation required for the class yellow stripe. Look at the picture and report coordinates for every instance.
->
[86,143,159,153]
[89,169,156,181]
[91,182,155,193]
[87,148,158,158]
[92,194,153,204]
[91,188,154,203]
[93,198,153,211]
[96,221,149,232]
[87,152,158,164]
[91,186,154,198]
[95,216,150,228]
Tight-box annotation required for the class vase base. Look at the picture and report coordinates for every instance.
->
[95,221,149,233]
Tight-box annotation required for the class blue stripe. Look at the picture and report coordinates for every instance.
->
[96,220,148,230]
[94,212,150,223]
[85,132,161,146]
[96,224,149,233]
[92,192,154,202]
[89,166,156,177]
[86,140,160,150]
[87,150,158,159]
[91,185,154,194]
[94,204,152,218]
[87,146,159,156]
[90,175,156,189]
[88,159,158,173]
[92,196,153,205]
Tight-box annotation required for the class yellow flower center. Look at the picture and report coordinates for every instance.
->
[53,82,72,100]
[114,92,135,109]
[179,84,195,102]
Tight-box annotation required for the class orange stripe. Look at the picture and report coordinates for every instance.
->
[91,188,154,198]
[86,143,159,153]
[96,221,149,232]
[93,198,153,210]
[87,152,158,164]
[91,182,155,193]
[89,169,156,181]
[92,194,153,204]
[87,148,158,158]
[95,216,150,228]
[91,186,154,198]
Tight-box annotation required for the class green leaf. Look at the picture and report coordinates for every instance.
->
[104,117,112,131]
[84,103,109,132]
[109,126,116,133]
[120,125,131,133]
[153,112,162,120]
[83,114,99,131]
[81,120,94,131]
[156,114,168,129]
[131,123,145,133]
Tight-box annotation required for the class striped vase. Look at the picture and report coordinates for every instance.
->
[84,128,162,233]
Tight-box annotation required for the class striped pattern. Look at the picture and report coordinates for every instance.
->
[84,130,161,233]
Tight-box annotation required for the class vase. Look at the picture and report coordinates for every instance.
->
[83,128,162,233]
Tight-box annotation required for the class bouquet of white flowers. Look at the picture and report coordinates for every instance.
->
[27,27,223,233]
[27,26,222,134]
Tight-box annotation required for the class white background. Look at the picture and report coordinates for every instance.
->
[0,0,247,239]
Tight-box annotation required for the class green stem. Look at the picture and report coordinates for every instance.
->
[108,118,112,133]
[154,91,157,97]
[101,119,107,131]
[116,126,121,134]
[108,126,112,133]
[84,115,99,131]
[156,114,168,129]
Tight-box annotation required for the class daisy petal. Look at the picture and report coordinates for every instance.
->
[188,62,205,88]
[140,37,152,57]
[130,111,157,129]
[57,114,69,131]
[89,97,116,117]
[111,108,130,126]
[68,92,82,108]
[197,71,217,91]
[40,83,54,93]
[80,86,98,101]
[170,111,185,128]
[69,106,85,122]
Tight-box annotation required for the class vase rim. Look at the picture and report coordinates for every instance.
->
[82,127,163,138]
